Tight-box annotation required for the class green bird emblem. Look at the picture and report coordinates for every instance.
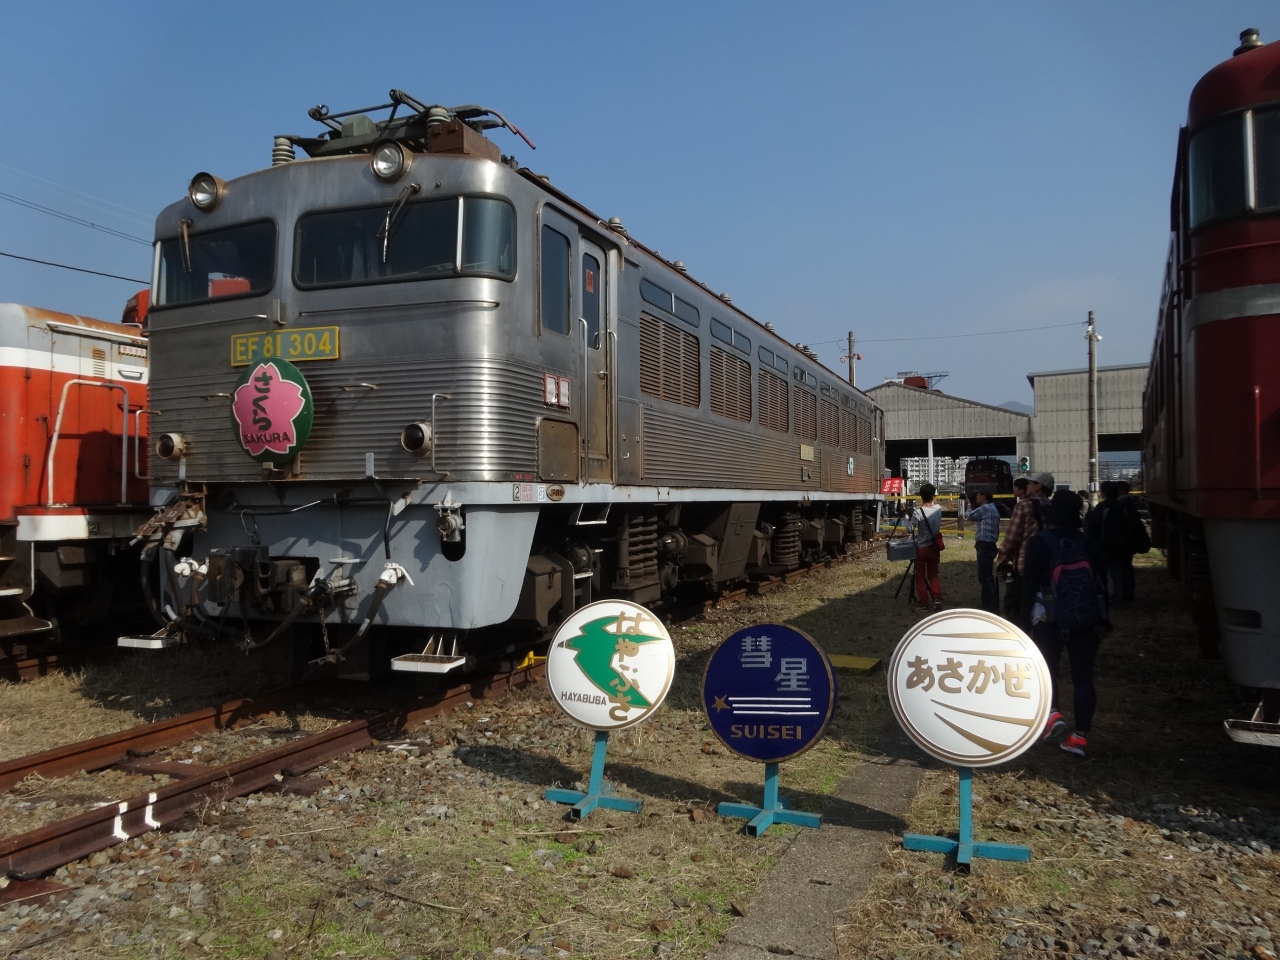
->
[565,615,665,710]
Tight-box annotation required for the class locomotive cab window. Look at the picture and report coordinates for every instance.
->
[540,225,571,335]
[155,220,276,307]
[1189,114,1246,228]
[293,196,514,288]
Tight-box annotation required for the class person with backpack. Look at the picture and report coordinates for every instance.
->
[997,471,1052,628]
[1085,481,1149,604]
[1023,490,1109,757]
[907,483,944,611]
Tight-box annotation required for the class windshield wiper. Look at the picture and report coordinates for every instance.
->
[377,183,421,264]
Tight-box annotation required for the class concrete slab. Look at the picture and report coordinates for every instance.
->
[706,730,926,960]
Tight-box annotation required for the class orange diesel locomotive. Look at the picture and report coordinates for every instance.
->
[0,301,152,639]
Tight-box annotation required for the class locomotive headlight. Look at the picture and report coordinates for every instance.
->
[188,172,226,212]
[371,141,411,183]
[155,433,186,460]
[400,421,432,455]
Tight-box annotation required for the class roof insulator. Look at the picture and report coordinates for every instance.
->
[719,292,732,303]
[1235,27,1263,56]
[425,105,452,126]
[607,217,628,236]
[765,322,776,332]
[272,136,295,166]
[674,260,687,273]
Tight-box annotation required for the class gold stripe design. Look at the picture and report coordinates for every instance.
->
[924,631,1022,640]
[931,699,1035,727]
[934,713,1010,754]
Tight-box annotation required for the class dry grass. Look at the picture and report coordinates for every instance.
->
[0,544,953,960]
[836,551,1280,959]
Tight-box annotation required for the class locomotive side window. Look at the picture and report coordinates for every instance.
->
[1189,114,1246,228]
[461,197,516,277]
[674,296,700,327]
[639,314,700,408]
[794,389,817,441]
[759,368,788,432]
[640,279,673,313]
[712,318,750,353]
[155,220,276,307]
[540,225,571,335]
[709,346,751,422]
[582,252,601,348]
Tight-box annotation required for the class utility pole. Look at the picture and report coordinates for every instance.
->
[847,331,856,387]
[1086,310,1101,503]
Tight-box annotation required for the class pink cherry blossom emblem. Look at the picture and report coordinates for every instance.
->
[232,361,307,457]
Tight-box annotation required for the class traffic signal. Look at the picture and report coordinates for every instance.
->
[1018,456,1030,472]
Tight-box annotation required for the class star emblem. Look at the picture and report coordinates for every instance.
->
[712,695,729,712]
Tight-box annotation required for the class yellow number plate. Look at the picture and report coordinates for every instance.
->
[230,326,340,366]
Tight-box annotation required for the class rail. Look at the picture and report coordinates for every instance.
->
[45,379,130,507]
[0,662,545,880]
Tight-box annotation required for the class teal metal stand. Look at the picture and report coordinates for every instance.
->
[717,762,822,837]
[545,730,642,820]
[902,766,1030,865]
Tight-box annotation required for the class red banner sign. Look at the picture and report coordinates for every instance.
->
[880,478,904,496]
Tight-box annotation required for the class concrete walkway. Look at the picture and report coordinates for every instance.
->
[706,730,926,960]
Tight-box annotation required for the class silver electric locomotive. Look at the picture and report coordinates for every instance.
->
[134,92,885,674]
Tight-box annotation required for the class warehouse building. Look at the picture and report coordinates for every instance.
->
[867,362,1147,492]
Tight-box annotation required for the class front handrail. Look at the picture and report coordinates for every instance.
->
[46,379,130,507]
[134,408,159,480]
[431,392,450,477]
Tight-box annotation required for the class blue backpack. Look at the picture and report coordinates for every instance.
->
[1045,534,1105,630]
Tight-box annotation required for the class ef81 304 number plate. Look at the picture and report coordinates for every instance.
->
[230,327,340,366]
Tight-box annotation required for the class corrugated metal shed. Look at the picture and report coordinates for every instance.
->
[866,382,1032,445]
[868,362,1148,491]
[1026,363,1146,489]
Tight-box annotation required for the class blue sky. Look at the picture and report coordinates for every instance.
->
[0,2,1273,406]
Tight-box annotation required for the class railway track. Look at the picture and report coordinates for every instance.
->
[0,538,888,898]
[0,662,544,896]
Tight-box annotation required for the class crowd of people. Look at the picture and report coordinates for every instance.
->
[903,475,1149,758]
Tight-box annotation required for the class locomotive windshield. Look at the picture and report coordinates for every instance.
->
[294,196,514,288]
[1189,105,1280,229]
[154,220,276,307]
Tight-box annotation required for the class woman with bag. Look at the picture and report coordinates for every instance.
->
[908,483,945,611]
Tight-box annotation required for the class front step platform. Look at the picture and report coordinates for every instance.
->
[1224,701,1280,746]
[390,653,468,674]
[0,604,53,639]
[118,629,182,650]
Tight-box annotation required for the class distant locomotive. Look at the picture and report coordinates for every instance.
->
[0,302,151,640]
[1143,29,1280,740]
[135,92,885,674]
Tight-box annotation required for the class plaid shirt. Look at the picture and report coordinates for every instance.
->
[997,494,1047,573]
[965,502,1001,543]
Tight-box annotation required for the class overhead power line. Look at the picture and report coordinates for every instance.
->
[0,161,153,226]
[806,320,1082,347]
[0,190,151,245]
[0,249,148,284]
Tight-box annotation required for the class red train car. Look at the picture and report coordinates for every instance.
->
[0,301,152,639]
[1144,28,1280,739]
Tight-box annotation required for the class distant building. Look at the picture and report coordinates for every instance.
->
[868,362,1147,491]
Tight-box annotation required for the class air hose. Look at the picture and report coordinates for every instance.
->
[316,562,413,664]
